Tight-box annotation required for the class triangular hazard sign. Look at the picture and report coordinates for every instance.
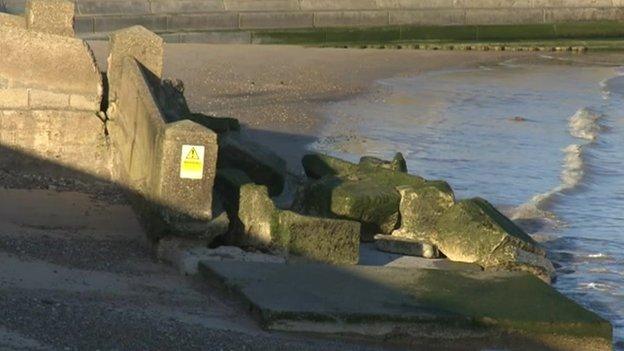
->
[185,147,200,160]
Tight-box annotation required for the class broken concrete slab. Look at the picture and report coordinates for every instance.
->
[25,0,75,37]
[0,25,102,111]
[199,261,612,351]
[374,234,439,258]
[218,133,287,196]
[156,238,285,275]
[107,25,163,103]
[436,198,555,282]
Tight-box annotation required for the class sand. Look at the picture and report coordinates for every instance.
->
[89,42,536,169]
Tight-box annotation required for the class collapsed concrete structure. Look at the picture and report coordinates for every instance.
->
[0,2,613,350]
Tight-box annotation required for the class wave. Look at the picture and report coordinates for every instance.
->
[509,108,603,223]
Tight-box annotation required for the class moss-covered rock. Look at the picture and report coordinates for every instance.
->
[295,162,448,241]
[277,211,360,265]
[302,153,358,179]
[218,134,286,196]
[358,152,407,173]
[392,184,455,240]
[435,198,555,282]
[236,184,360,264]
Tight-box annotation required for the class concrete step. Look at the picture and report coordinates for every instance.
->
[198,260,612,351]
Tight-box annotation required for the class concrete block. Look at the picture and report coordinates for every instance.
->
[29,89,70,109]
[75,0,150,15]
[223,0,300,11]
[155,119,218,223]
[74,16,94,33]
[0,26,102,105]
[314,10,389,28]
[107,26,164,102]
[0,88,29,109]
[388,9,465,26]
[94,15,168,33]
[25,0,75,37]
[168,13,239,31]
[0,12,25,29]
[240,11,314,29]
[150,0,225,14]
[179,31,252,44]
[465,8,545,25]
[69,94,100,111]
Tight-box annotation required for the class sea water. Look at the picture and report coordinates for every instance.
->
[310,57,624,348]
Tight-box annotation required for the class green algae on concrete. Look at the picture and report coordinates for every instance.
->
[392,184,455,240]
[198,261,612,351]
[358,152,407,173]
[296,160,452,241]
[276,210,360,265]
[435,198,555,282]
[236,183,360,264]
[301,153,359,179]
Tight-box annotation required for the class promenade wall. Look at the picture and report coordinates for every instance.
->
[4,0,624,43]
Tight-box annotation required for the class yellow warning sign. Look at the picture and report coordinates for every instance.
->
[180,145,205,179]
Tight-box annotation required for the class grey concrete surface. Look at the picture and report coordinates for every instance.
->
[199,260,613,351]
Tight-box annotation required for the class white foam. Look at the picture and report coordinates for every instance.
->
[569,108,603,141]
[510,108,602,222]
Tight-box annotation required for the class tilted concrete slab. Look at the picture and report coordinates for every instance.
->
[199,261,612,351]
[0,26,102,111]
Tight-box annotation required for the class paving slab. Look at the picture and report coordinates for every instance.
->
[199,261,612,351]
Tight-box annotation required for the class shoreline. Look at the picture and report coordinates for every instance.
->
[89,42,535,170]
[89,42,624,173]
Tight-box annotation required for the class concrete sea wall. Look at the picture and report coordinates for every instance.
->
[106,26,220,237]
[4,0,624,43]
